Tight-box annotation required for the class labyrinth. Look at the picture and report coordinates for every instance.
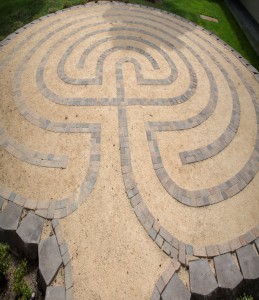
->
[0,2,259,299]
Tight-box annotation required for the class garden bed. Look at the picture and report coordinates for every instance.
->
[0,243,43,300]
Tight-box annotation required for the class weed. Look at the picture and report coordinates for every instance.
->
[0,243,10,278]
[47,7,58,13]
[237,294,254,300]
[13,260,32,300]
[63,1,72,8]
[11,21,24,32]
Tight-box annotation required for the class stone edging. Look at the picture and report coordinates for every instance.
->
[0,201,73,300]
[0,128,100,219]
[151,240,259,299]
[0,128,68,169]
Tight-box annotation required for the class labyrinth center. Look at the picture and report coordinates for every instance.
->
[0,2,259,299]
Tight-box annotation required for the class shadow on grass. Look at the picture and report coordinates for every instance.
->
[157,0,259,69]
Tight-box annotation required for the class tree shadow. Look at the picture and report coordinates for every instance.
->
[101,1,194,55]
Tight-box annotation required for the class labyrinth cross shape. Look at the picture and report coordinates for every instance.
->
[1,2,259,273]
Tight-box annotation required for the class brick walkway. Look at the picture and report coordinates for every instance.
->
[0,2,259,299]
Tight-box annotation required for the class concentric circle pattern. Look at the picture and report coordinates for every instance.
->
[1,2,259,298]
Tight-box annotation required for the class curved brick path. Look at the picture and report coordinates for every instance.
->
[0,2,259,299]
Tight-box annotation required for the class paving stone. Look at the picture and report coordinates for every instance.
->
[186,255,199,266]
[39,235,62,291]
[16,212,44,259]
[151,286,160,300]
[206,245,219,257]
[236,244,259,280]
[178,242,186,265]
[149,227,158,241]
[162,241,172,256]
[161,273,191,300]
[171,259,181,272]
[0,202,23,231]
[45,286,65,300]
[0,202,23,249]
[62,250,71,266]
[170,247,178,260]
[156,277,166,294]
[193,245,207,257]
[161,261,176,285]
[214,253,243,295]
[229,238,242,251]
[66,287,74,300]
[0,197,4,209]
[189,258,218,298]
[218,242,231,255]
[159,227,172,244]
[35,209,48,218]
[255,238,259,253]
[155,234,164,248]
[65,261,73,290]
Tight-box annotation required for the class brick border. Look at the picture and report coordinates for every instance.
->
[151,239,259,299]
[35,20,197,106]
[0,127,68,169]
[0,127,100,219]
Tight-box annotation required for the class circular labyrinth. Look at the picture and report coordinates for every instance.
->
[0,2,259,299]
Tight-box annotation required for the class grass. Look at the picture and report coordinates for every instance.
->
[13,260,31,300]
[0,243,10,280]
[237,294,254,300]
[0,0,258,69]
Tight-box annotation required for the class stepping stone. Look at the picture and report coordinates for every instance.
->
[236,245,259,280]
[39,235,62,291]
[214,253,243,297]
[16,212,44,259]
[45,286,65,300]
[161,273,191,300]
[189,258,218,299]
[200,15,219,23]
[0,202,23,250]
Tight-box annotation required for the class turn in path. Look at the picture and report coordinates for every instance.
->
[0,2,259,299]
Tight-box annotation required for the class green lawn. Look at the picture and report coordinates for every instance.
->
[0,0,258,69]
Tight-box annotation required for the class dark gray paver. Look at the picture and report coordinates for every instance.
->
[39,235,62,291]
[214,253,243,296]
[0,201,22,230]
[0,202,23,249]
[16,212,44,259]
[236,244,259,280]
[189,259,218,299]
[161,273,191,300]
[45,286,65,300]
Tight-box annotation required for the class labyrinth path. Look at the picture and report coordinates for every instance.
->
[0,2,259,299]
